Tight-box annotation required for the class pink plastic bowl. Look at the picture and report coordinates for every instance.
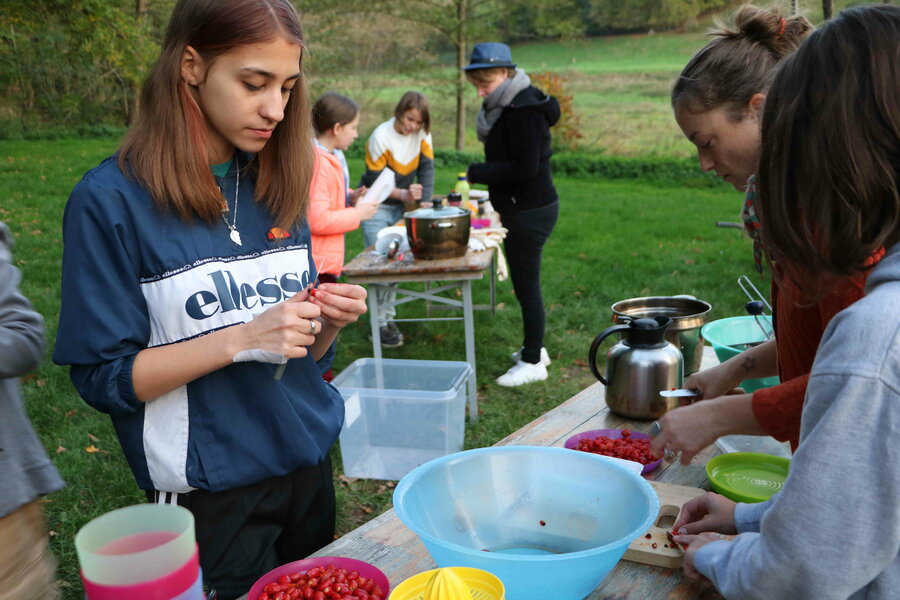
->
[564,428,662,475]
[247,556,389,600]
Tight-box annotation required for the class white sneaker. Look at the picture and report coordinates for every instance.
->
[496,360,548,387]
[510,346,551,366]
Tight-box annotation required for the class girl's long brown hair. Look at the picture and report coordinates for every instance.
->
[118,0,313,230]
[672,5,812,119]
[756,5,900,285]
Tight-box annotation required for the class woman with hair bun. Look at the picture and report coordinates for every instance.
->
[672,6,900,595]
[651,4,883,464]
[673,5,812,193]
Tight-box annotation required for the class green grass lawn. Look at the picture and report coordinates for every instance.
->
[511,33,712,74]
[326,0,861,156]
[325,31,708,156]
[2,137,769,598]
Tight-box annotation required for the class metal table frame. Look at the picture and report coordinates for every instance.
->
[343,249,497,421]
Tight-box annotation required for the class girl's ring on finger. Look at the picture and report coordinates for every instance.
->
[308,320,317,334]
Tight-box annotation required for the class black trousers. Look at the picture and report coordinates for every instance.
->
[146,456,336,600]
[500,201,560,365]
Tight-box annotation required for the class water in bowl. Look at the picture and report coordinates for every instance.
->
[483,544,562,556]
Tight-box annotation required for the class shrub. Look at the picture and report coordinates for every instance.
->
[531,71,584,151]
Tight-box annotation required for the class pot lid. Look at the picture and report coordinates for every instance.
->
[404,205,470,219]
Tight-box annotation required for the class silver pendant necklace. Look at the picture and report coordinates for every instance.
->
[220,156,242,246]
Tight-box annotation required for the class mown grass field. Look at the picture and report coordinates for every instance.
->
[3,136,766,598]
[329,0,858,156]
[321,31,710,156]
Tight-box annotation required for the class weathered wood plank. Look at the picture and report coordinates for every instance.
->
[342,247,495,279]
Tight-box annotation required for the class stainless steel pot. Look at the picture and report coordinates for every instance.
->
[404,204,470,260]
[611,296,712,375]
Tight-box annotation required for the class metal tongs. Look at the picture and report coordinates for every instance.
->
[738,275,774,341]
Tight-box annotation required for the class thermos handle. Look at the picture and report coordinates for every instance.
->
[588,323,631,386]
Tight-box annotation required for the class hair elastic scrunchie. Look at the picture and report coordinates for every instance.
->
[777,17,786,38]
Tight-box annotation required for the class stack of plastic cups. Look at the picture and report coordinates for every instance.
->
[76,504,204,600]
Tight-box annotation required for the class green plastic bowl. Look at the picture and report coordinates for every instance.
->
[701,316,779,393]
[706,452,790,503]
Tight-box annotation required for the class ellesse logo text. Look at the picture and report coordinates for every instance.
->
[184,268,311,319]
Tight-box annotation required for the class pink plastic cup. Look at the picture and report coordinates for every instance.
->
[82,547,200,600]
[76,504,198,595]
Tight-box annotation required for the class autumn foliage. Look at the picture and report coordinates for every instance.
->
[531,71,584,151]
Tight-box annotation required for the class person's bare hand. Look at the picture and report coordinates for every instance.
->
[309,283,368,329]
[650,401,727,464]
[356,200,379,221]
[349,185,368,206]
[672,491,737,535]
[242,288,321,358]
[408,183,423,200]
[685,364,742,400]
[675,531,735,581]
[398,187,421,211]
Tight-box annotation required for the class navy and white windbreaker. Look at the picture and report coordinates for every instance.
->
[53,155,344,494]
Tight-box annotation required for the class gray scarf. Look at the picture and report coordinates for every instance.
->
[476,68,531,142]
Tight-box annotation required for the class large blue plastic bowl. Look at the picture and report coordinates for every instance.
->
[701,316,779,393]
[393,446,659,600]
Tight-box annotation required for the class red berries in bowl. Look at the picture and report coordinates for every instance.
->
[564,429,662,474]
[248,558,388,600]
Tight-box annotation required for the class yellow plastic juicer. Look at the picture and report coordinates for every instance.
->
[389,566,504,600]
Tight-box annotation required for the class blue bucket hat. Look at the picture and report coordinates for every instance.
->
[463,42,517,71]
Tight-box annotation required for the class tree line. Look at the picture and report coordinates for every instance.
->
[0,1,859,146]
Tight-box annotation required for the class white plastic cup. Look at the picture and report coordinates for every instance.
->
[75,504,196,586]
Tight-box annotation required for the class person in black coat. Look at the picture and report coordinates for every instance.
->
[464,42,561,387]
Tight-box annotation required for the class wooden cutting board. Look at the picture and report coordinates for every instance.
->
[623,480,706,568]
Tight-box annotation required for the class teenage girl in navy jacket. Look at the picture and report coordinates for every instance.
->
[53,1,367,597]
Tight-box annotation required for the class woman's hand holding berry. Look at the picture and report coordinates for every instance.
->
[241,288,321,359]
[309,283,368,329]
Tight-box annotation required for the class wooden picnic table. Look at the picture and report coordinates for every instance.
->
[341,245,497,422]
[238,348,726,600]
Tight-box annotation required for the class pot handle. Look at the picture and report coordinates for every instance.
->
[588,323,631,386]
[430,221,455,229]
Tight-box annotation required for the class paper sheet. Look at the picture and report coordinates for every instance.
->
[358,168,395,205]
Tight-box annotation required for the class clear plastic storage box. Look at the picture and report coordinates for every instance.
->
[333,358,472,480]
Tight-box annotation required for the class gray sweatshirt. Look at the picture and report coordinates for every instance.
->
[695,242,900,598]
[0,222,64,517]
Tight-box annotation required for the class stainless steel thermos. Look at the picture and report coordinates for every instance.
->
[588,316,684,420]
